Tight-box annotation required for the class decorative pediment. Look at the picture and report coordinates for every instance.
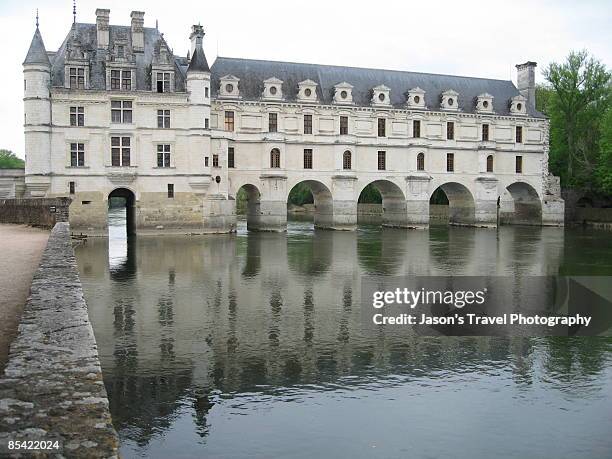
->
[153,37,173,66]
[372,84,391,106]
[475,93,494,113]
[440,89,459,111]
[108,32,134,63]
[297,79,318,102]
[509,94,527,115]
[263,77,284,100]
[406,87,426,109]
[219,74,240,98]
[333,81,354,104]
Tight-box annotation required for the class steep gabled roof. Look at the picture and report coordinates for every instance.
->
[210,57,545,117]
[24,28,51,66]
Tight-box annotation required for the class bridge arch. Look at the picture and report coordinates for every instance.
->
[108,187,136,236]
[234,183,263,231]
[287,179,335,229]
[358,179,408,228]
[430,182,475,226]
[500,181,542,225]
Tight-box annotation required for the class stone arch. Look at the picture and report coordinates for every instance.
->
[108,187,137,236]
[500,182,542,226]
[235,183,263,231]
[358,179,408,228]
[287,179,334,229]
[430,182,475,226]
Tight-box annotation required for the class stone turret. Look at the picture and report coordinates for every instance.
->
[23,22,52,197]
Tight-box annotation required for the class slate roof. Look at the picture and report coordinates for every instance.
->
[24,27,51,66]
[48,23,187,92]
[187,46,210,73]
[210,57,544,118]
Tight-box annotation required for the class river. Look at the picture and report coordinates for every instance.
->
[75,209,612,458]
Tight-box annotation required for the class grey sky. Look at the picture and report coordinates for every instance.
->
[2,0,610,158]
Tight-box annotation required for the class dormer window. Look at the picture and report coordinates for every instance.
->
[509,95,527,115]
[110,70,132,91]
[219,75,241,98]
[69,67,85,89]
[406,87,426,109]
[156,72,171,93]
[372,85,391,107]
[117,45,125,59]
[476,93,494,113]
[440,90,459,111]
[333,82,353,104]
[297,80,318,103]
[263,77,284,100]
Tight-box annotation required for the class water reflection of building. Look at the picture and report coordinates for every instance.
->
[75,225,600,446]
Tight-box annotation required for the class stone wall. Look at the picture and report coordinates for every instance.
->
[0,169,25,199]
[0,223,119,458]
[574,207,612,224]
[0,198,70,229]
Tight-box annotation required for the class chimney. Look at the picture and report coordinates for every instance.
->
[96,8,110,49]
[130,11,145,52]
[516,61,537,110]
[190,24,204,56]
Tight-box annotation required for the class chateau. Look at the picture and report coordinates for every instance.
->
[22,8,564,234]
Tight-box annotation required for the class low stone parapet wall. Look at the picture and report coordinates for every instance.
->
[0,222,119,458]
[0,198,71,229]
[574,207,612,224]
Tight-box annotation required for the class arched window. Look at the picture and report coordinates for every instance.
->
[417,152,425,171]
[270,148,281,168]
[343,150,352,170]
[486,155,494,173]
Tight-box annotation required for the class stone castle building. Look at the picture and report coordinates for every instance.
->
[23,8,564,234]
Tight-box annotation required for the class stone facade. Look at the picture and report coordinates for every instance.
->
[23,8,564,235]
[0,169,25,199]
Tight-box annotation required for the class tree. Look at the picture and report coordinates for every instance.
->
[596,107,612,194]
[0,149,25,169]
[542,50,611,190]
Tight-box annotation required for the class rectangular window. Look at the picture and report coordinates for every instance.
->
[205,118,209,129]
[121,70,132,91]
[205,87,209,98]
[377,150,386,170]
[157,144,171,168]
[516,126,523,143]
[156,72,171,93]
[447,153,454,172]
[111,100,132,123]
[378,118,386,137]
[204,156,209,167]
[303,149,313,169]
[269,113,278,133]
[69,67,85,89]
[482,124,489,141]
[516,156,523,173]
[228,147,235,168]
[69,181,75,195]
[224,111,234,131]
[70,143,85,167]
[212,154,219,168]
[167,184,174,198]
[447,122,455,140]
[157,109,170,128]
[111,136,131,166]
[70,106,84,127]
[413,120,421,138]
[110,70,120,90]
[340,116,348,135]
[304,114,313,134]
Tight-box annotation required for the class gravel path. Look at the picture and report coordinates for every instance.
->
[0,224,49,373]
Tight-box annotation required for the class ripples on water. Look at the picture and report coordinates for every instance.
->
[75,209,612,459]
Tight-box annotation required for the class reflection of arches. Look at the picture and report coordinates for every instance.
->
[358,180,407,228]
[108,187,136,236]
[357,226,407,275]
[236,184,262,231]
[287,229,332,276]
[288,180,334,229]
[430,182,475,226]
[500,182,542,226]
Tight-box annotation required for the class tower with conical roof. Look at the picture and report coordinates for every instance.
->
[23,14,52,196]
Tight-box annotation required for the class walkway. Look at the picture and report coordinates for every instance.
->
[0,224,49,373]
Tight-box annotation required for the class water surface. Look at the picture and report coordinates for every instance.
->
[76,210,612,458]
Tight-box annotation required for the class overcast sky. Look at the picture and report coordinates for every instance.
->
[1,0,610,158]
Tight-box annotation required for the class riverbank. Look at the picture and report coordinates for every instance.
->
[0,224,49,372]
[0,223,118,457]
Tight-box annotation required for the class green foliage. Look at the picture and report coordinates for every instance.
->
[596,107,612,194]
[358,184,382,204]
[540,50,611,193]
[288,183,314,206]
[429,188,449,205]
[0,149,25,169]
